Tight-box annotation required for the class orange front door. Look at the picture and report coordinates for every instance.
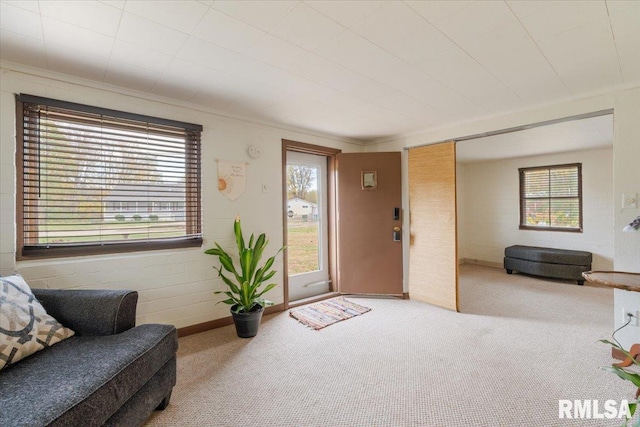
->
[336,152,403,295]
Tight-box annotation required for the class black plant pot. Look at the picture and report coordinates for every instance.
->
[231,305,264,338]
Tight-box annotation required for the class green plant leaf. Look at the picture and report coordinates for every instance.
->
[625,400,639,427]
[255,283,277,298]
[218,255,236,274]
[254,247,283,285]
[234,218,244,254]
[213,290,239,305]
[240,281,252,311]
[258,246,284,279]
[600,340,640,367]
[254,233,266,251]
[601,367,640,388]
[219,272,241,295]
[249,234,267,277]
[218,250,243,284]
[262,254,276,272]
[241,248,253,283]
[260,270,276,282]
[254,266,265,284]
[255,297,274,307]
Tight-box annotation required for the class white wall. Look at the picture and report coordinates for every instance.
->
[458,148,614,270]
[611,88,640,347]
[370,86,640,348]
[0,66,363,328]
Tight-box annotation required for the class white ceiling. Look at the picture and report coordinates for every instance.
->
[1,1,638,142]
[456,113,613,163]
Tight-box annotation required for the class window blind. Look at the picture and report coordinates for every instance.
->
[16,94,203,258]
[519,163,582,232]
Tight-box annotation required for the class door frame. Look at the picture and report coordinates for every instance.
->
[282,139,341,309]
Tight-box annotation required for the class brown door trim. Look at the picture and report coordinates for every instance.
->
[282,140,341,309]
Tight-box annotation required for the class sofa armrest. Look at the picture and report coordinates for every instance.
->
[32,289,138,336]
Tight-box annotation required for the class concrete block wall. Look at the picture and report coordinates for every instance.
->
[0,66,362,328]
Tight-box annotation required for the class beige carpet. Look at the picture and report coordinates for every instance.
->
[146,264,635,427]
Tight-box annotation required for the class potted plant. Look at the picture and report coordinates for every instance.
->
[600,339,640,426]
[205,217,283,338]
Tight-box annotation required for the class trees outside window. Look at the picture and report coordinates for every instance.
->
[16,94,202,258]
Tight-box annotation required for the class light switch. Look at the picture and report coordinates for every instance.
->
[623,193,638,209]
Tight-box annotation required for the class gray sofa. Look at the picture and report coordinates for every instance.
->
[504,245,592,285]
[0,289,178,427]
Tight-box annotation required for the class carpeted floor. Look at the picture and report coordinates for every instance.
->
[145,264,635,426]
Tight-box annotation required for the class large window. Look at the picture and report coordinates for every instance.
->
[519,163,582,232]
[16,94,202,259]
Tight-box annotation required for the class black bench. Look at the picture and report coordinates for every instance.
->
[504,245,592,285]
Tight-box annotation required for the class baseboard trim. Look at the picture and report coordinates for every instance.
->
[177,303,285,337]
[460,258,503,269]
[341,293,405,299]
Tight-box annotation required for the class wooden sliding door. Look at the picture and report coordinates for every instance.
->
[408,141,458,311]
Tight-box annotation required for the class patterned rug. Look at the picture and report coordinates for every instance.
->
[289,297,371,330]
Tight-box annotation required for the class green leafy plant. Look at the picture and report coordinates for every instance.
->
[205,217,283,314]
[600,339,640,427]
[132,214,142,222]
[115,214,125,222]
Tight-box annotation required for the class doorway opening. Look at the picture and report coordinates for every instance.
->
[282,140,340,307]
[454,111,614,315]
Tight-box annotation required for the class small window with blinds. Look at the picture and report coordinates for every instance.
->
[519,163,582,232]
[16,94,203,259]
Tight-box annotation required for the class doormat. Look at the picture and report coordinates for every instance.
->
[289,297,371,330]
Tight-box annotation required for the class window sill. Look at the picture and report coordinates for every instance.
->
[18,238,203,261]
[519,226,583,233]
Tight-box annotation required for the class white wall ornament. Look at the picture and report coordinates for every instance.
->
[248,145,262,159]
[217,160,247,201]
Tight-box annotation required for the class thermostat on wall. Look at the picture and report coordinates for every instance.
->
[248,145,262,159]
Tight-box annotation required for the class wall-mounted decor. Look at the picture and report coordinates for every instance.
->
[361,170,377,190]
[217,160,247,200]
[248,145,262,159]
